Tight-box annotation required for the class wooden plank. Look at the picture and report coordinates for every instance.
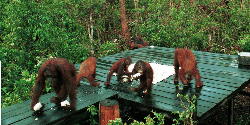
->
[104,80,209,117]
[1,92,56,120]
[161,77,232,97]
[154,84,225,115]
[198,63,249,79]
[117,88,206,117]
[1,84,117,125]
[152,88,213,114]
[117,91,184,113]
[159,80,232,97]
[153,83,219,105]
[199,79,250,120]
[13,90,116,125]
[200,73,245,87]
[239,90,250,96]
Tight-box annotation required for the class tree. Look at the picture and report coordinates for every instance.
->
[119,0,130,46]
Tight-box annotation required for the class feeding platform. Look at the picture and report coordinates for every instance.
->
[92,46,250,124]
[2,47,250,125]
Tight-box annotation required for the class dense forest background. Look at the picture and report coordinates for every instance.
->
[1,0,249,108]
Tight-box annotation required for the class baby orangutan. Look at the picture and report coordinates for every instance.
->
[129,36,148,50]
[104,57,132,85]
[76,57,100,87]
[130,60,153,95]
[174,48,203,88]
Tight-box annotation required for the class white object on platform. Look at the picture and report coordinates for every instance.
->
[133,73,141,79]
[34,102,42,111]
[128,63,175,84]
[122,77,128,82]
[113,73,118,76]
[61,100,70,107]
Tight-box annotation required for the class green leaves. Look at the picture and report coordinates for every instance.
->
[87,105,99,125]
[108,110,165,125]
[108,118,123,125]
[172,92,197,125]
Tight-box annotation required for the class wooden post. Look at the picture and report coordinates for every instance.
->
[228,98,234,125]
[100,99,120,125]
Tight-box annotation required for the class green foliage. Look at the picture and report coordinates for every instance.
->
[1,1,122,108]
[1,0,98,108]
[96,40,121,58]
[236,115,250,125]
[1,68,36,108]
[1,53,53,108]
[131,0,250,53]
[239,34,250,52]
[172,93,197,125]
[108,111,165,125]
[87,105,99,125]
[152,111,165,125]
[108,118,124,125]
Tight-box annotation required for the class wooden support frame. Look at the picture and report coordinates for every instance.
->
[239,90,250,97]
[228,98,234,125]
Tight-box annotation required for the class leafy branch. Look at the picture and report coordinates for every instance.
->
[172,93,197,125]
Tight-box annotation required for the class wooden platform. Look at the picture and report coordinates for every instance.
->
[91,46,250,123]
[2,47,250,124]
[1,84,117,125]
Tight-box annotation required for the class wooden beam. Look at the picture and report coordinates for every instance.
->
[228,98,234,125]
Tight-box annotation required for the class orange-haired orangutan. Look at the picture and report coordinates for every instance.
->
[31,58,77,111]
[174,48,203,88]
[129,36,148,50]
[104,57,132,85]
[76,57,100,87]
[130,60,153,95]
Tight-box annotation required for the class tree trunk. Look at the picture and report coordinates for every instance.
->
[119,0,130,45]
